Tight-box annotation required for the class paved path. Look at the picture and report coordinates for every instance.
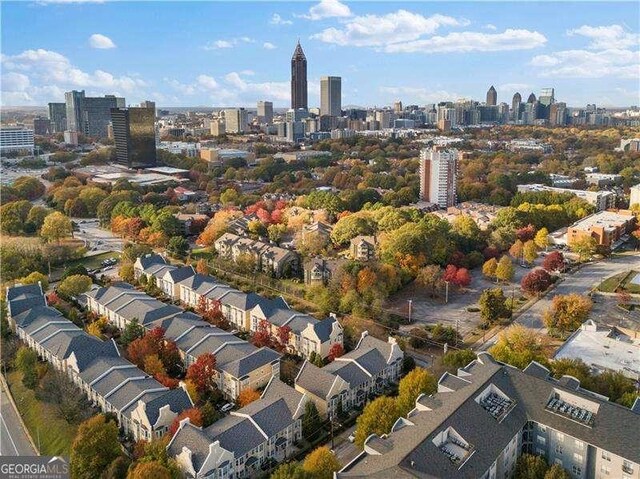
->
[0,379,37,456]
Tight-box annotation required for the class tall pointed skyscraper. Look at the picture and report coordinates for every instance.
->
[291,41,308,110]
[486,85,497,106]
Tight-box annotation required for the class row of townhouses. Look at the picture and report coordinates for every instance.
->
[84,283,280,400]
[133,254,343,360]
[6,283,192,442]
[295,332,404,419]
[338,352,640,479]
[168,377,308,479]
[214,232,299,278]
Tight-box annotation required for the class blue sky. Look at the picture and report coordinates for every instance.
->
[1,1,639,108]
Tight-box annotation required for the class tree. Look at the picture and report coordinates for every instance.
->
[514,453,548,479]
[443,264,458,283]
[431,323,461,345]
[478,288,510,327]
[570,236,597,262]
[119,262,135,282]
[302,446,341,479]
[408,327,430,349]
[195,258,209,275]
[301,401,323,440]
[415,265,444,297]
[16,346,38,389]
[57,274,92,298]
[237,388,261,407]
[327,343,344,362]
[516,224,536,242]
[121,318,144,347]
[127,462,173,479]
[542,251,564,272]
[495,256,515,283]
[543,294,592,336]
[454,267,471,288]
[523,240,538,264]
[277,325,292,350]
[102,456,131,479]
[40,211,72,243]
[521,269,552,297]
[70,415,121,479]
[509,239,524,260]
[169,407,203,436]
[167,236,189,259]
[544,464,571,479]
[186,353,218,396]
[396,367,437,416]
[489,325,548,369]
[534,227,549,250]
[127,327,183,375]
[270,463,309,479]
[267,223,287,244]
[354,396,399,447]
[143,354,167,377]
[442,349,476,369]
[252,319,273,348]
[482,258,498,280]
[17,271,49,291]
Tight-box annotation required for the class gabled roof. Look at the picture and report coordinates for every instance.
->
[136,253,167,271]
[165,266,196,284]
[295,361,340,400]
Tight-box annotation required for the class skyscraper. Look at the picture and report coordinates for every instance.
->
[511,93,522,122]
[486,85,497,106]
[64,90,122,138]
[65,90,85,132]
[527,92,537,103]
[291,41,308,110]
[139,101,156,113]
[419,147,458,208]
[394,101,403,113]
[538,88,555,107]
[110,107,157,168]
[224,108,248,133]
[320,76,341,117]
[48,102,67,133]
[257,101,274,124]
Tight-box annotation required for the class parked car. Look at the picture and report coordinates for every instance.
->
[220,403,234,413]
[348,432,356,443]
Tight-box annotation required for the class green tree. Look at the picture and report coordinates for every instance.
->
[270,462,309,479]
[514,453,548,479]
[16,346,38,389]
[442,349,477,369]
[220,188,240,205]
[544,464,571,479]
[396,367,437,416]
[167,236,190,259]
[523,240,538,264]
[354,396,399,447]
[267,223,287,245]
[489,325,548,369]
[70,415,121,479]
[302,401,323,440]
[482,258,498,280]
[542,294,592,336]
[495,256,515,283]
[415,265,444,297]
[330,213,376,245]
[0,200,32,235]
[121,318,145,347]
[26,206,52,232]
[40,211,73,243]
[302,446,341,479]
[18,271,49,291]
[478,288,510,327]
[57,274,92,298]
[570,236,597,262]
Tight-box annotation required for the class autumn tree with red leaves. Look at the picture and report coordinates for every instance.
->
[327,343,344,362]
[516,224,536,242]
[542,251,565,272]
[127,327,184,376]
[252,319,273,348]
[169,408,203,436]
[277,325,291,351]
[185,353,218,396]
[521,269,553,297]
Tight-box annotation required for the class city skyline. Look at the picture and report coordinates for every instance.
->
[1,1,639,108]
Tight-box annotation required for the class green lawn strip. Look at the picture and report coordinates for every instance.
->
[6,370,78,456]
[620,271,640,294]
[598,272,629,293]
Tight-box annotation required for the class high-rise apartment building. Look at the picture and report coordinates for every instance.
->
[549,102,567,126]
[110,107,157,168]
[320,76,342,117]
[394,100,403,113]
[224,108,248,133]
[291,41,308,110]
[486,85,497,106]
[139,100,156,111]
[48,102,67,133]
[539,87,555,107]
[419,146,458,208]
[64,90,123,138]
[0,127,34,155]
[257,101,274,124]
[210,119,226,136]
[511,93,522,122]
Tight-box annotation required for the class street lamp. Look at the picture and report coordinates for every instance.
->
[445,281,450,304]
[407,299,413,324]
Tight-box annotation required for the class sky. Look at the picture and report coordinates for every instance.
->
[1,0,639,108]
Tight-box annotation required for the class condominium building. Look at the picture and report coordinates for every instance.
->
[48,102,67,133]
[224,108,248,134]
[0,126,34,154]
[320,76,342,117]
[338,352,640,479]
[419,146,459,208]
[257,101,274,124]
[65,90,125,138]
[516,184,616,211]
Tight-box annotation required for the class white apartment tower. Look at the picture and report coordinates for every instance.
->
[224,108,248,134]
[419,147,459,208]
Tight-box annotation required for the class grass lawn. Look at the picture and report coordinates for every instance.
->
[6,370,78,456]
[598,272,629,293]
[51,251,120,280]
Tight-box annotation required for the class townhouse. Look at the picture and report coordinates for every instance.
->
[168,377,309,479]
[85,283,280,400]
[133,253,196,298]
[295,331,404,418]
[337,352,640,479]
[6,283,192,442]
[349,235,377,261]
[214,232,299,278]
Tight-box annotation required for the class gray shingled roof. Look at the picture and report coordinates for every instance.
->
[138,253,167,270]
[167,423,212,474]
[313,317,337,342]
[296,361,338,400]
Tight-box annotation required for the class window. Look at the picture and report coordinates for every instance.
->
[537,436,546,445]
[555,445,563,455]
[601,451,611,461]
[600,464,610,475]
[572,465,582,476]
[575,440,584,449]
[622,460,634,474]
[539,425,547,432]
[573,453,583,463]
[556,432,565,441]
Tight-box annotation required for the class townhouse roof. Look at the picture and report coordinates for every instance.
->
[165,266,196,284]
[296,361,340,400]
[136,253,167,271]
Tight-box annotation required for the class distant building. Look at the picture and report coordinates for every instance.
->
[33,117,51,136]
[200,148,251,166]
[0,127,34,155]
[63,130,79,146]
[511,92,522,122]
[394,100,403,113]
[65,90,124,138]
[291,41,308,110]
[618,138,640,152]
[47,102,67,133]
[224,108,248,134]
[419,147,459,208]
[516,184,616,211]
[585,173,622,188]
[209,119,225,136]
[275,150,331,163]
[110,107,157,168]
[630,184,640,207]
[138,100,156,112]
[566,210,635,248]
[350,235,377,261]
[486,85,497,106]
[320,76,342,117]
[257,101,274,124]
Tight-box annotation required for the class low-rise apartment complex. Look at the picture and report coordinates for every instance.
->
[566,210,635,248]
[517,184,616,211]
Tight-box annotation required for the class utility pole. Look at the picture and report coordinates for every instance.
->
[445,281,449,304]
[408,299,413,324]
[510,285,516,320]
[329,412,335,450]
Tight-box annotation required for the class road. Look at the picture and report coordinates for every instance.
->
[0,379,37,456]
[332,424,360,468]
[73,218,124,253]
[481,253,640,350]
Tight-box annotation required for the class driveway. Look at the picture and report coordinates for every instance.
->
[332,424,360,468]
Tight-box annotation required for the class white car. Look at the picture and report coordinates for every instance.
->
[348,432,356,443]
[220,403,234,413]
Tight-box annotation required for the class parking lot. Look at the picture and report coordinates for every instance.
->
[73,218,125,253]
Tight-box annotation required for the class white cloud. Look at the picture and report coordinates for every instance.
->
[89,33,116,49]
[270,13,292,26]
[263,42,277,50]
[311,10,465,47]
[196,75,218,90]
[484,24,497,31]
[384,29,547,54]
[530,48,640,78]
[567,24,640,50]
[379,86,461,104]
[203,37,255,50]
[1,48,147,105]
[300,0,351,20]
[498,83,531,93]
